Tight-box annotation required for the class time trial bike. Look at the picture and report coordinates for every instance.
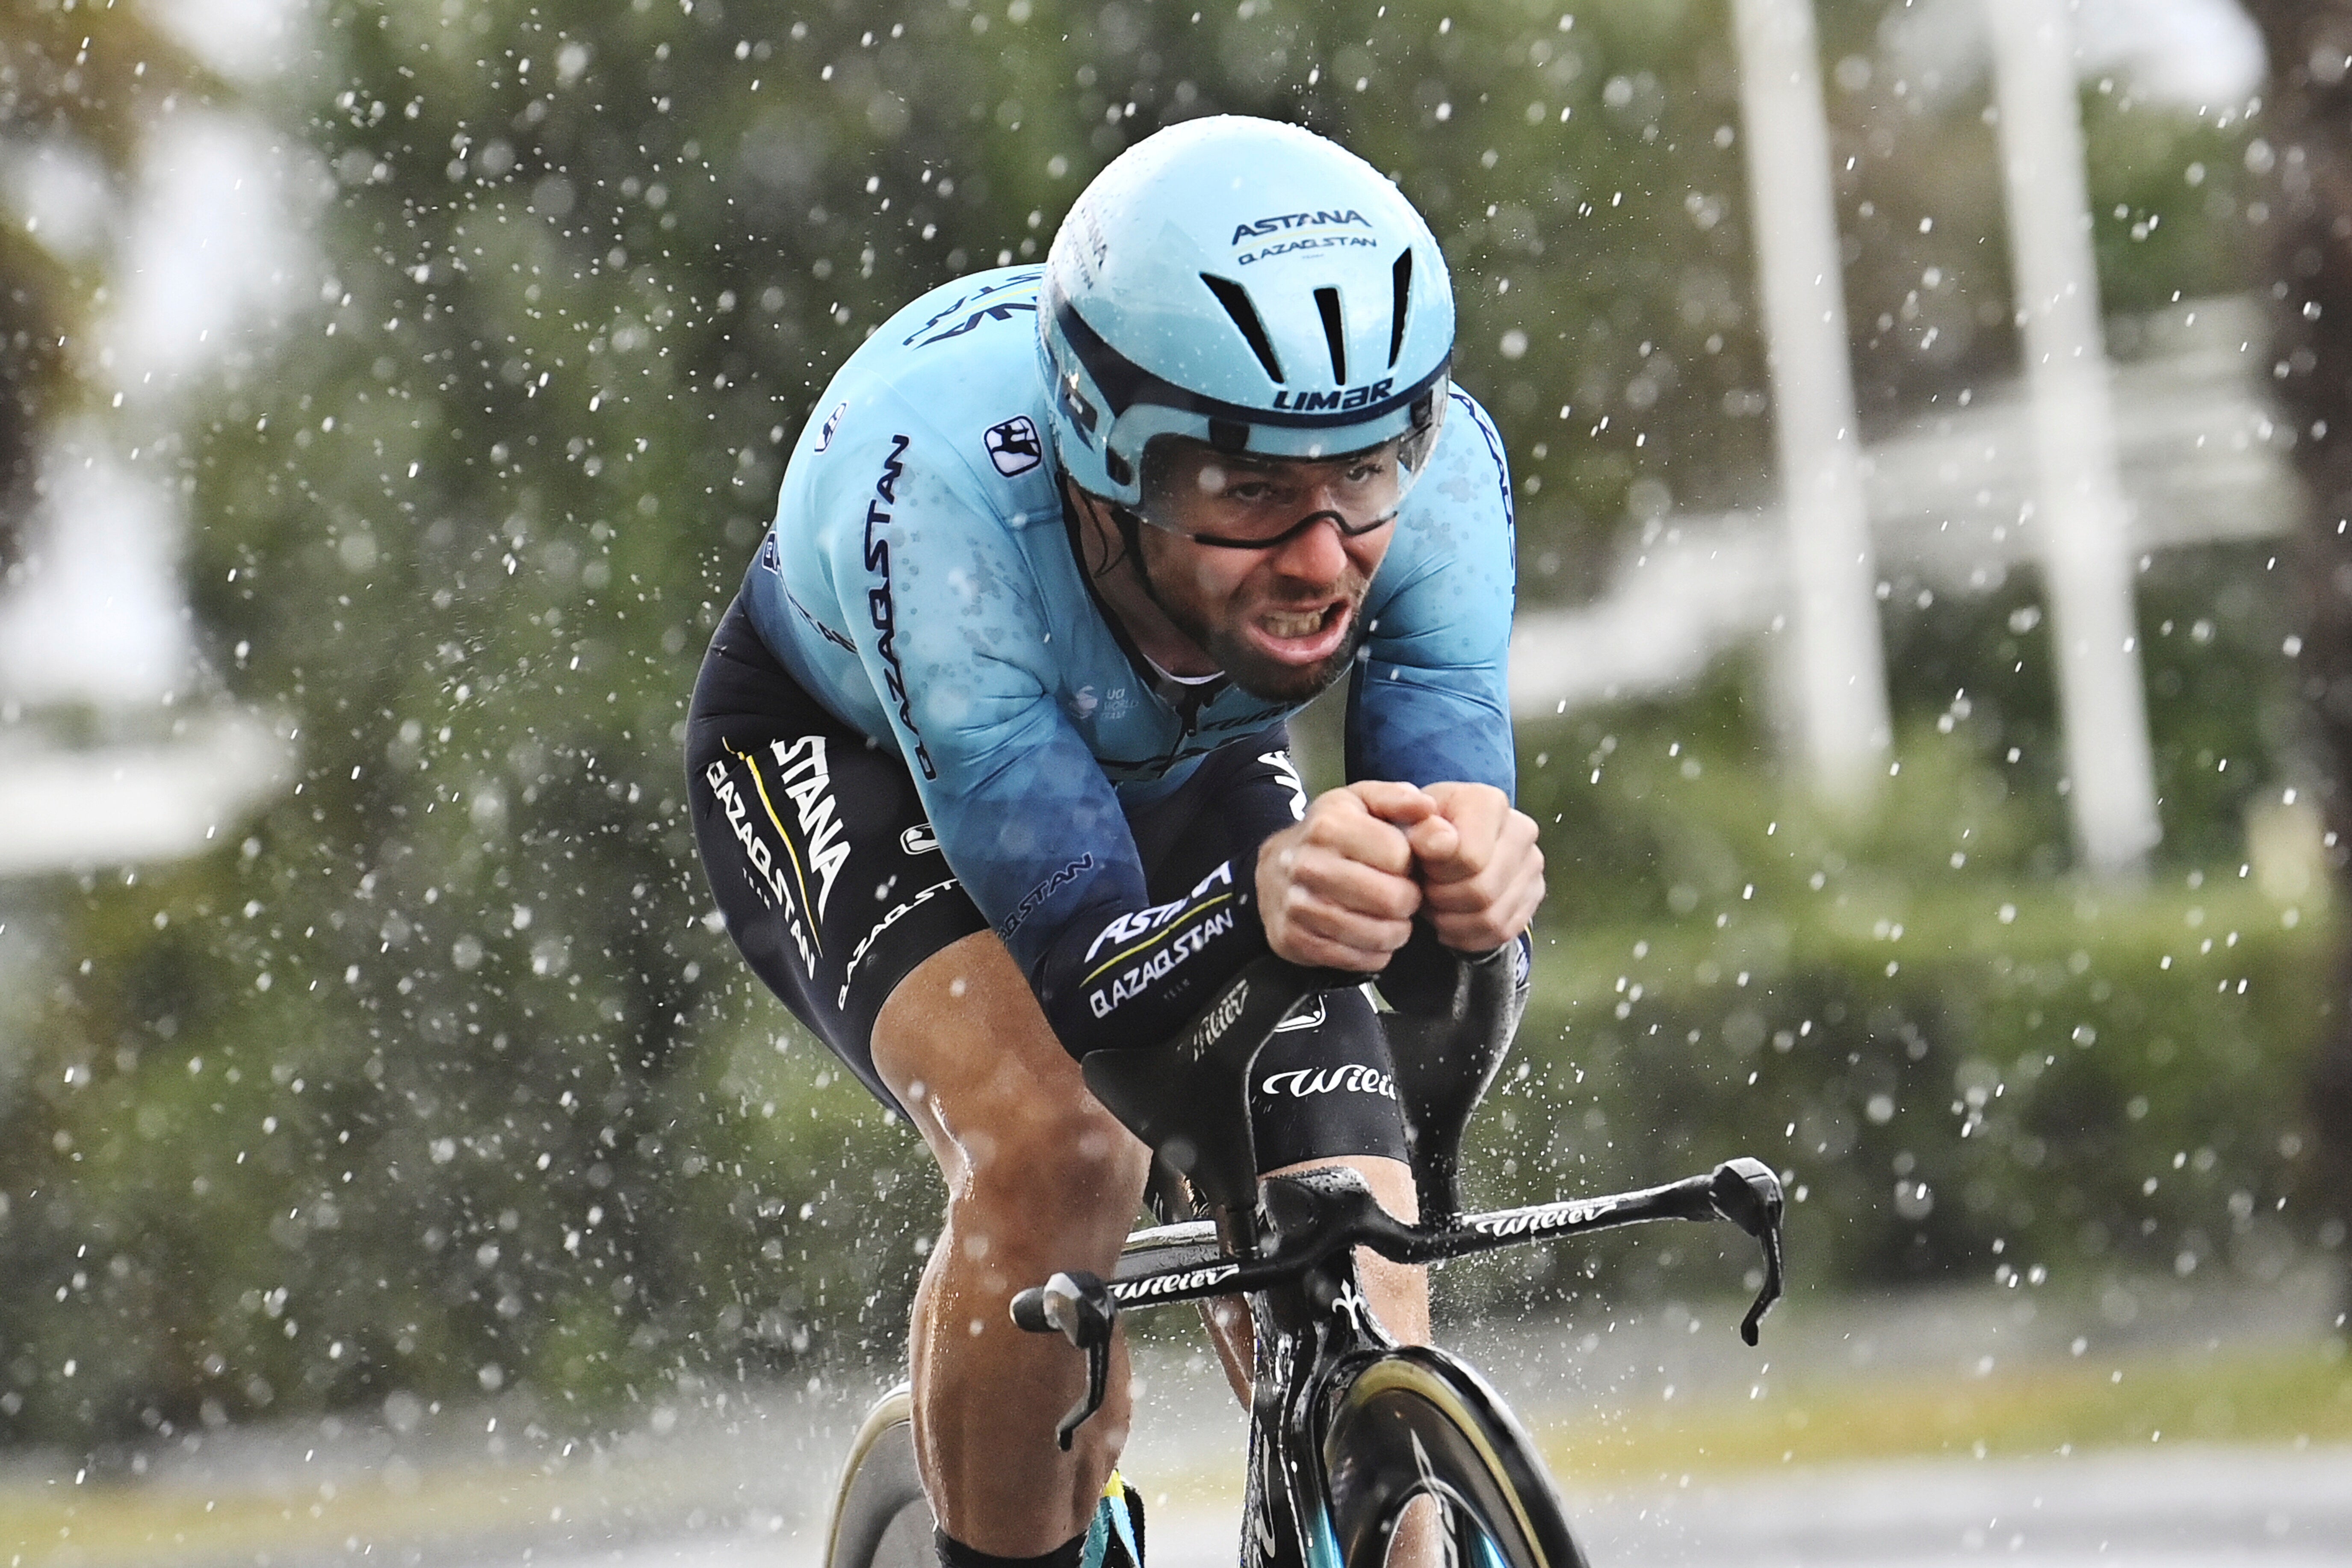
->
[823,950,1786,1568]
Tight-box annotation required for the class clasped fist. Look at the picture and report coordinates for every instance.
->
[1256,780,1544,972]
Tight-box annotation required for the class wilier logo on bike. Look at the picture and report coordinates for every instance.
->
[1109,1262,1241,1303]
[1330,1278,1374,1335]
[1470,1199,1606,1240]
[1182,978,1249,1060]
[1257,1064,1395,1100]
[1244,1444,1282,1568]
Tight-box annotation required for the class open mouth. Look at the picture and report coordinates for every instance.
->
[1247,600,1352,665]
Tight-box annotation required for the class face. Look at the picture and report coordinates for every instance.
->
[1139,440,1408,546]
[1133,442,1400,703]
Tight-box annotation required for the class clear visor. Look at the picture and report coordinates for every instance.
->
[1132,403,1445,548]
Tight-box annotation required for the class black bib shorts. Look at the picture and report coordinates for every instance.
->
[685,596,1408,1173]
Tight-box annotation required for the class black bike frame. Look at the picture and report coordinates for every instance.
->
[1099,1160,1781,1568]
[1015,953,1787,1568]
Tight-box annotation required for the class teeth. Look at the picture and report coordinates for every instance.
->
[1262,608,1326,638]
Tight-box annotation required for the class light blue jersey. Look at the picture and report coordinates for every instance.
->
[739,267,1516,1053]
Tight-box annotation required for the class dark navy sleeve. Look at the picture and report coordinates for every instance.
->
[809,404,1265,1057]
[1345,388,1519,799]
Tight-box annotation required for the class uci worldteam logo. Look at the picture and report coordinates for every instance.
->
[984,415,1044,476]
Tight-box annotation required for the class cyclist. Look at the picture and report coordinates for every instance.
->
[687,116,1541,1568]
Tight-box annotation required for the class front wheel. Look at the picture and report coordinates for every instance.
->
[1320,1349,1589,1568]
[826,1383,935,1568]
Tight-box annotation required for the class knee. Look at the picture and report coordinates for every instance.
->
[955,1097,1149,1249]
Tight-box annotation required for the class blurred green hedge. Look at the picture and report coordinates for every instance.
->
[1437,558,2331,1313]
[1457,850,2326,1310]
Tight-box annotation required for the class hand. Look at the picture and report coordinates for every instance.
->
[1256,782,1432,972]
[1398,782,1544,954]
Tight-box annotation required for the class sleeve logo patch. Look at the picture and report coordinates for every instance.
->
[814,401,848,453]
[984,415,1044,476]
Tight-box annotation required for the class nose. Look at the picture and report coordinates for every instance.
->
[1267,509,1351,578]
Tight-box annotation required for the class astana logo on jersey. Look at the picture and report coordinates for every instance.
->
[769,735,850,918]
[1082,862,1241,1019]
[706,746,818,974]
[1084,862,1235,964]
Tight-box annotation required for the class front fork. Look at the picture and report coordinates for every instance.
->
[1241,1250,1386,1568]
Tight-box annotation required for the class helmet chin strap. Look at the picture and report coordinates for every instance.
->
[1106,500,1184,625]
[1062,472,1198,639]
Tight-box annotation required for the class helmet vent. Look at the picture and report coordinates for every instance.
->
[1388,251,1414,368]
[1314,287,1347,384]
[1199,274,1285,384]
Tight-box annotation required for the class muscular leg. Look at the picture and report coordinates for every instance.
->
[872,930,1152,1555]
[874,926,1430,1558]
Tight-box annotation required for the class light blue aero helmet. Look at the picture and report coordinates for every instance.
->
[1037,116,1456,523]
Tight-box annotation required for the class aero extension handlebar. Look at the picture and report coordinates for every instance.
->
[1011,955,1788,1447]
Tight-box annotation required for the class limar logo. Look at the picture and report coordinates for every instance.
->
[984,415,1043,476]
[1270,376,1393,413]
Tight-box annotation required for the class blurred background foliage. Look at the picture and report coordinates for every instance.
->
[0,0,2326,1458]
[0,0,210,562]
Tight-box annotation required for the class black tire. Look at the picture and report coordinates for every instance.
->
[826,1384,935,1568]
[1320,1349,1589,1568]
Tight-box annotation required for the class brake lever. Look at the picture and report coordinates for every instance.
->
[1741,1206,1785,1347]
[1009,1270,1118,1449]
[1706,1158,1786,1347]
